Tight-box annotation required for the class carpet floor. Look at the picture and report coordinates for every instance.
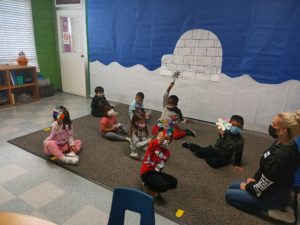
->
[9,102,286,225]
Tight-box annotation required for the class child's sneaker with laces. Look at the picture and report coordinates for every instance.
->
[65,151,78,157]
[182,141,191,148]
[130,152,140,160]
[185,129,196,137]
[60,155,79,165]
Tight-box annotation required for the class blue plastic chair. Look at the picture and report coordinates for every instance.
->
[293,137,300,224]
[107,187,155,225]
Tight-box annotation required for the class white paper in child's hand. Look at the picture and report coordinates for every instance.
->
[216,118,232,131]
[172,71,180,81]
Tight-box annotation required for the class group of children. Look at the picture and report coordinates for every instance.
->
[43,81,245,192]
[90,81,246,197]
[42,80,300,224]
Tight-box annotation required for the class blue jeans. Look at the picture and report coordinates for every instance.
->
[225,181,290,217]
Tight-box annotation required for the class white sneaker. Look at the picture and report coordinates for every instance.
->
[268,206,295,224]
[60,155,79,165]
[125,137,132,144]
[130,152,140,160]
[65,151,78,157]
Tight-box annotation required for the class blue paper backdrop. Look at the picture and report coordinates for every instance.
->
[87,0,300,84]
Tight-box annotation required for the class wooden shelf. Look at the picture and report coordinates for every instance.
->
[0,65,39,108]
[11,83,37,89]
[0,85,9,91]
[0,65,35,71]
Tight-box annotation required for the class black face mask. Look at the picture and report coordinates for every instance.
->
[268,125,278,139]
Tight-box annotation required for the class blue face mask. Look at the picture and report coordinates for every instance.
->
[228,126,241,135]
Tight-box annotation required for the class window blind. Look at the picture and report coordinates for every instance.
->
[0,0,38,67]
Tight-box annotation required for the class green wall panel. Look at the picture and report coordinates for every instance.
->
[31,0,61,90]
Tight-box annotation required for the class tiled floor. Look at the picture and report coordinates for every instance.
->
[0,93,178,225]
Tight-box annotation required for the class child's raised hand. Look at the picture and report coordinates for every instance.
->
[169,81,175,88]
[167,81,175,92]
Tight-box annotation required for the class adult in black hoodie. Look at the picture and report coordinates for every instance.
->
[225,110,300,224]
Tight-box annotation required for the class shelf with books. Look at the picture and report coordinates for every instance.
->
[0,90,9,107]
[0,65,39,108]
[0,70,9,90]
[0,85,9,91]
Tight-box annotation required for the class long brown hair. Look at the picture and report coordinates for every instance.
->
[129,111,148,138]
[60,106,72,131]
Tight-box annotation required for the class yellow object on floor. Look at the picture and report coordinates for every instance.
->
[176,209,184,218]
[50,156,57,161]
[44,127,51,131]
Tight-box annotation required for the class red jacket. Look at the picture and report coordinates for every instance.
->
[140,139,171,175]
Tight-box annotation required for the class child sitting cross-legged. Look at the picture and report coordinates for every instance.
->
[100,105,131,143]
[141,126,177,198]
[182,115,245,172]
[43,106,81,165]
[129,111,151,160]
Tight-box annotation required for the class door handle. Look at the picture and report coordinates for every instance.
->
[80,55,84,58]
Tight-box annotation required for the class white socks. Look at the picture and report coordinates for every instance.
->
[60,152,79,165]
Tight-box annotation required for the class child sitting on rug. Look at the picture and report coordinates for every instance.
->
[129,111,151,160]
[182,115,245,172]
[152,81,196,140]
[43,106,81,165]
[128,92,151,120]
[141,127,177,198]
[100,105,131,143]
[91,86,111,117]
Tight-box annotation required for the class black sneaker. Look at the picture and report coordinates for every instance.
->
[182,141,190,148]
[186,129,196,137]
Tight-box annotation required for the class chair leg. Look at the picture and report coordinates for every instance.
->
[294,191,298,225]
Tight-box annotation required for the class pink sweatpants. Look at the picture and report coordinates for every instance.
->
[43,140,81,159]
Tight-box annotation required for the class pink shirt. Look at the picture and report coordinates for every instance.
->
[44,121,75,146]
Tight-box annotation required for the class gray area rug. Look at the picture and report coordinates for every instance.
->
[9,102,284,225]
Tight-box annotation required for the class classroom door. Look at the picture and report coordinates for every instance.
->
[56,9,87,96]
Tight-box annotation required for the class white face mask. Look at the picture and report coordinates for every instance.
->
[107,109,118,117]
[166,104,175,110]
[161,140,170,147]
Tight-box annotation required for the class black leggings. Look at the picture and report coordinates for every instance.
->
[141,170,177,193]
[187,144,232,168]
